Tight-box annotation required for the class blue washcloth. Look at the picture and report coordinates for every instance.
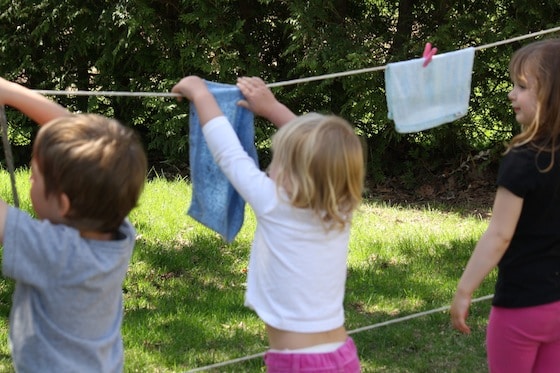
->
[188,81,258,242]
[385,47,475,133]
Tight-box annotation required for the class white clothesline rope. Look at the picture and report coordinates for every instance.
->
[5,26,556,373]
[180,27,560,373]
[184,294,494,372]
[31,25,560,97]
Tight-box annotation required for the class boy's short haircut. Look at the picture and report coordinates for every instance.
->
[32,114,147,232]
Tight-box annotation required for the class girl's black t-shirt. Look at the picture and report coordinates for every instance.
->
[494,144,560,307]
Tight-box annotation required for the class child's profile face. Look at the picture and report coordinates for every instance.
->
[29,159,67,224]
[508,74,538,128]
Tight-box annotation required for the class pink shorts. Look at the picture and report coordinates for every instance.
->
[487,300,560,373]
[264,337,361,372]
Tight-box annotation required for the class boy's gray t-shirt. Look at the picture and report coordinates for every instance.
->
[2,206,135,373]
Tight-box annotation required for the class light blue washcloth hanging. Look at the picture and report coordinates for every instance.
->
[385,47,475,133]
[188,81,258,242]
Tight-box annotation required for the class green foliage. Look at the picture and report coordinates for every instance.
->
[0,0,560,183]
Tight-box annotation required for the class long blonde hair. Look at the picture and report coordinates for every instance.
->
[507,38,560,171]
[270,113,364,230]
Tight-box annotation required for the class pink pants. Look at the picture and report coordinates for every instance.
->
[264,337,361,372]
[486,300,560,373]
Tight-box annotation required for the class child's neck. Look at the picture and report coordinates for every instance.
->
[80,230,115,241]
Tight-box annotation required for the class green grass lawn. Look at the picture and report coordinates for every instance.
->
[0,170,495,372]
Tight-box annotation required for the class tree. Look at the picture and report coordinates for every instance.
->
[1,0,559,187]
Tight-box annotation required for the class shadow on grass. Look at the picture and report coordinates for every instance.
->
[0,212,491,372]
[122,226,492,372]
[123,232,266,372]
[366,196,493,221]
[345,236,492,372]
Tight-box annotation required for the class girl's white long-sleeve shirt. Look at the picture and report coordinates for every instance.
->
[202,116,350,333]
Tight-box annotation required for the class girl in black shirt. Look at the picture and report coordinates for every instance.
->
[451,39,560,373]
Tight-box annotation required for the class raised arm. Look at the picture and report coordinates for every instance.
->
[236,77,296,128]
[171,76,223,126]
[0,78,70,125]
[0,78,72,244]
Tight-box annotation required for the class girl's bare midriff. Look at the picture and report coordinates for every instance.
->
[266,324,348,350]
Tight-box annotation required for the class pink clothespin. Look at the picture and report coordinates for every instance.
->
[422,42,438,67]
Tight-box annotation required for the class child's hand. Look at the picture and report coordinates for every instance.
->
[237,76,296,128]
[171,76,209,103]
[236,77,280,117]
[450,291,472,334]
[172,76,223,125]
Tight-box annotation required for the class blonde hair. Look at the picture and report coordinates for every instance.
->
[33,114,147,232]
[507,38,560,171]
[270,113,364,230]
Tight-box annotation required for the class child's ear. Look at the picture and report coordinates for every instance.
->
[58,193,71,217]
